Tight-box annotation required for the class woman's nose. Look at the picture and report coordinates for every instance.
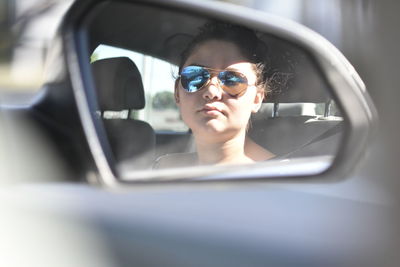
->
[202,76,222,101]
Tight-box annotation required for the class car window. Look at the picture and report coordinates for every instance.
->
[91,45,188,133]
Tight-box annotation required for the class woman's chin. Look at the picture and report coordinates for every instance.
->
[203,120,228,133]
[193,121,241,140]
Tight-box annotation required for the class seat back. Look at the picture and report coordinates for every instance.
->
[92,57,155,170]
[249,55,343,157]
[249,114,342,157]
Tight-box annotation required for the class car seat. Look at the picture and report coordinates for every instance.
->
[91,57,155,171]
[249,57,343,158]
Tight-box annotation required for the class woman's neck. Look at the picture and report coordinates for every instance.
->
[194,132,253,165]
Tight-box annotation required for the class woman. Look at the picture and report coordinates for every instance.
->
[154,22,275,168]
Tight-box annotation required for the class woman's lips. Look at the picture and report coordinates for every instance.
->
[199,105,224,116]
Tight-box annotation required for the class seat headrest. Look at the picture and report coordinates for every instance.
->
[91,57,145,110]
[263,47,330,104]
[265,70,330,103]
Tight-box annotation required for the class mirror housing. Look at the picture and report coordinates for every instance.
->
[58,0,377,187]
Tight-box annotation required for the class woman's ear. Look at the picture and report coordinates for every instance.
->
[174,80,180,104]
[251,90,264,113]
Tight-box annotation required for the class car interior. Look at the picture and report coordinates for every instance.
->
[86,1,344,175]
[91,57,156,171]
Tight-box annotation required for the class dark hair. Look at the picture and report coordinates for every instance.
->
[178,21,270,94]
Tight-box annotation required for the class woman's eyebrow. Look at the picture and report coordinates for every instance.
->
[187,63,206,67]
[184,64,242,72]
[225,67,241,72]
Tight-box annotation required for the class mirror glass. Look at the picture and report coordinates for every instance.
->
[84,1,345,181]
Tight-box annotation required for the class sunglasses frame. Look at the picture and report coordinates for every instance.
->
[178,65,252,97]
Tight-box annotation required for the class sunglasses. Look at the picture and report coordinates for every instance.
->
[178,65,251,96]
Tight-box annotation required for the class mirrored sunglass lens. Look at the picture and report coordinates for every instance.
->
[219,71,247,94]
[181,66,210,92]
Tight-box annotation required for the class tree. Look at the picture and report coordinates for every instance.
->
[152,91,177,110]
[90,52,99,63]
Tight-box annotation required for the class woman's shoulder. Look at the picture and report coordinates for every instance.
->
[245,137,275,161]
[152,152,198,169]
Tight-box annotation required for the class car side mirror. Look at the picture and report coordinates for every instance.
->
[59,0,377,186]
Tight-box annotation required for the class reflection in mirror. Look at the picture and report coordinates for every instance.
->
[85,2,344,181]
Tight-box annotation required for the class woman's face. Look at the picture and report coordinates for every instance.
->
[176,40,264,143]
